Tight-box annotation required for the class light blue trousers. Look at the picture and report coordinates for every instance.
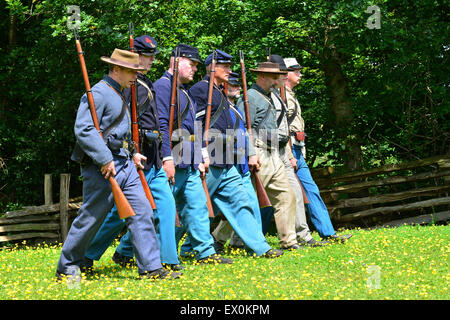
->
[57,158,162,275]
[172,167,216,259]
[292,145,336,238]
[179,166,271,256]
[239,168,263,229]
[84,166,179,265]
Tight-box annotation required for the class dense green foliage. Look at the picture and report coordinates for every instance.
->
[0,0,448,209]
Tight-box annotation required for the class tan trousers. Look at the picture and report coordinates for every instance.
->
[212,220,243,247]
[254,140,297,248]
[278,146,313,243]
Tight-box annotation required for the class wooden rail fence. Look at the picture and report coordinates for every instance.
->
[1,154,449,245]
[0,174,81,244]
[311,154,450,228]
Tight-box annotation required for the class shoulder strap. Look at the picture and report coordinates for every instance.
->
[160,76,191,130]
[136,78,153,101]
[209,91,227,128]
[175,88,192,129]
[102,102,127,140]
[100,80,129,141]
[286,91,299,126]
[136,78,152,118]
[229,104,243,130]
[271,90,287,127]
[252,90,275,131]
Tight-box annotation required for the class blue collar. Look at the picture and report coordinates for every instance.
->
[203,74,225,91]
[103,75,123,93]
[164,70,190,90]
[162,70,173,83]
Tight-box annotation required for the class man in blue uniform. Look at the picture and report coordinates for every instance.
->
[83,36,182,271]
[155,44,232,264]
[56,48,180,280]
[187,50,282,258]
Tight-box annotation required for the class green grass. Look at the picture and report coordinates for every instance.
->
[0,225,448,300]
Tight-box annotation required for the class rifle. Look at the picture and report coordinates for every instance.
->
[280,83,309,204]
[223,80,228,99]
[166,47,182,227]
[266,47,271,61]
[201,50,217,218]
[168,48,213,219]
[128,23,157,211]
[239,50,272,208]
[168,47,179,145]
[73,29,135,219]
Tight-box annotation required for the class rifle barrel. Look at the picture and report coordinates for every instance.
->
[239,50,272,208]
[128,23,157,210]
[204,50,217,148]
[169,48,180,144]
[202,50,217,218]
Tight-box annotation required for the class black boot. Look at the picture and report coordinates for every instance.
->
[112,251,136,267]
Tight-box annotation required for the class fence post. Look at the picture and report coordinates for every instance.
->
[44,174,53,205]
[59,174,70,242]
[437,159,450,190]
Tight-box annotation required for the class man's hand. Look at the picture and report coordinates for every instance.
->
[198,162,206,178]
[163,159,176,185]
[101,161,116,180]
[133,153,147,170]
[290,157,298,172]
[248,155,261,171]
[203,156,210,174]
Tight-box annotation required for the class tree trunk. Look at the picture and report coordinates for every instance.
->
[322,53,363,171]
[8,12,16,53]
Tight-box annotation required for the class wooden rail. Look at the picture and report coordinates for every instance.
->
[1,155,449,244]
[0,174,80,244]
[310,155,450,228]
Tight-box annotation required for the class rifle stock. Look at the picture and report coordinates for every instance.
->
[74,30,135,219]
[109,177,137,218]
[128,23,157,211]
[202,173,214,217]
[239,50,272,208]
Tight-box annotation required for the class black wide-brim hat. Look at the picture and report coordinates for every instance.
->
[269,54,289,71]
